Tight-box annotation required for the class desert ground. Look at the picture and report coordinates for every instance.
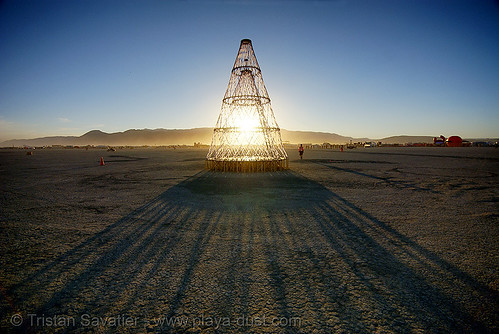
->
[0,147,498,333]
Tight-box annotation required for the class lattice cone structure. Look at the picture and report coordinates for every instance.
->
[206,39,288,172]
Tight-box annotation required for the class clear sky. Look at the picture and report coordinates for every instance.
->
[1,0,498,141]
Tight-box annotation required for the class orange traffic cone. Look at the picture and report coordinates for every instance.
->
[100,157,105,166]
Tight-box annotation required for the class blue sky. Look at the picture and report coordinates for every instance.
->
[1,0,498,141]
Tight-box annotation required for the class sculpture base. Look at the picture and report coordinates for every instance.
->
[205,159,288,172]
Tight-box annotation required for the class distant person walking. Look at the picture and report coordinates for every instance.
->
[299,144,304,159]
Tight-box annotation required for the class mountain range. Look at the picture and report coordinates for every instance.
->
[0,128,437,147]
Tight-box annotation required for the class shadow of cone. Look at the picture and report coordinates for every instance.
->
[100,157,105,166]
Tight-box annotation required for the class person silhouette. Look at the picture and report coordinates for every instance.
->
[299,144,304,160]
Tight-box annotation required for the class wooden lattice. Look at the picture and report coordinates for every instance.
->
[206,39,288,172]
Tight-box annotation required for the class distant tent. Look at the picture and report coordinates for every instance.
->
[446,136,463,147]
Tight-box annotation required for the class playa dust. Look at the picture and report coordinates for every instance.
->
[0,147,498,333]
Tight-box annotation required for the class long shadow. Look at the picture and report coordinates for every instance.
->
[3,170,497,333]
[165,209,223,320]
[4,173,204,331]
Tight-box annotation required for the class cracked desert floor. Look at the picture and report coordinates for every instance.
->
[1,147,498,333]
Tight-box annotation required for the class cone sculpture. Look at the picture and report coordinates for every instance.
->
[206,39,288,172]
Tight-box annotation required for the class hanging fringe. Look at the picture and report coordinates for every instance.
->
[205,159,288,172]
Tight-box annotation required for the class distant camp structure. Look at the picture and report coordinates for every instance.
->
[433,135,464,147]
[433,135,446,146]
[446,136,463,147]
[206,39,288,172]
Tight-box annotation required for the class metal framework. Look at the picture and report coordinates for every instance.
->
[206,39,288,172]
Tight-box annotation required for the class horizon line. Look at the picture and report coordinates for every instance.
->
[1,127,498,144]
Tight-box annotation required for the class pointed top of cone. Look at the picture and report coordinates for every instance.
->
[223,41,271,104]
[233,39,260,71]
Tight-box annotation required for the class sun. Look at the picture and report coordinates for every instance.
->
[236,113,260,133]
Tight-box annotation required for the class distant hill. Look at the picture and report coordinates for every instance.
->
[1,129,485,147]
[377,135,434,144]
[0,128,363,147]
[0,128,213,147]
[280,130,367,145]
